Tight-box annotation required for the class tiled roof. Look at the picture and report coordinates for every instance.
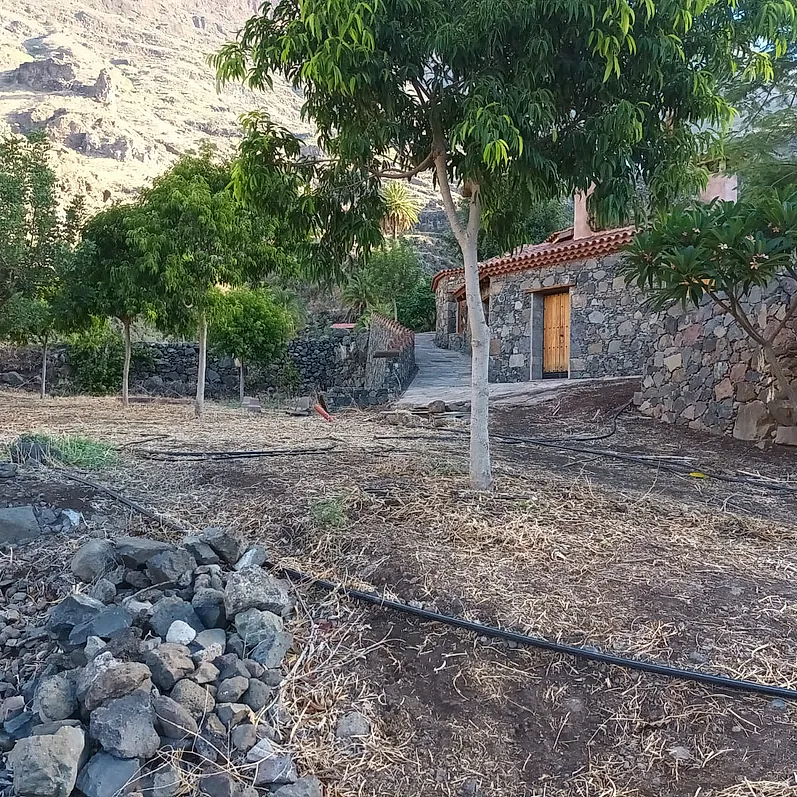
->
[431,226,635,292]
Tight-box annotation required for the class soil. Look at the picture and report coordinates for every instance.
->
[1,393,796,796]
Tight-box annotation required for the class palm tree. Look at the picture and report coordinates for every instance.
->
[341,270,380,320]
[381,182,421,238]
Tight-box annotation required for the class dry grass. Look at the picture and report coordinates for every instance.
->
[2,392,797,796]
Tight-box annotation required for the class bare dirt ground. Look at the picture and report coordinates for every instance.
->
[1,389,796,796]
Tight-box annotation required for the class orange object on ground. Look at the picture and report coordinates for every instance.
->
[314,403,333,422]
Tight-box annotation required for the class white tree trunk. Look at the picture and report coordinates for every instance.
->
[195,312,208,418]
[122,318,131,408]
[434,153,492,490]
[239,359,245,405]
[40,336,48,400]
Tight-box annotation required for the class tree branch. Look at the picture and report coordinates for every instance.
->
[375,150,435,180]
[434,148,466,245]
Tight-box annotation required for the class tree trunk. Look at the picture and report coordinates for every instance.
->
[762,340,797,408]
[239,359,245,405]
[40,335,48,400]
[195,312,208,418]
[122,318,132,408]
[434,151,492,490]
[393,299,398,321]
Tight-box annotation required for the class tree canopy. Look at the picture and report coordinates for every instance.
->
[214,0,795,488]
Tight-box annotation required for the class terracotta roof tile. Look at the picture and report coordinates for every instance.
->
[431,226,635,291]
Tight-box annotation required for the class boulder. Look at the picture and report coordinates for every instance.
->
[75,752,140,797]
[230,723,258,752]
[224,569,293,617]
[152,695,198,739]
[732,401,776,441]
[166,620,196,646]
[246,738,297,786]
[776,425,797,446]
[150,597,204,638]
[143,644,194,690]
[8,725,86,797]
[114,538,172,568]
[234,608,282,646]
[242,679,271,713]
[88,578,117,604]
[47,594,105,642]
[0,505,42,547]
[198,773,236,797]
[170,679,215,720]
[234,545,268,571]
[182,537,220,566]
[33,672,78,722]
[249,632,293,669]
[92,69,115,104]
[191,661,220,685]
[89,692,159,759]
[0,371,25,387]
[12,59,77,91]
[71,540,118,583]
[69,605,132,646]
[145,549,197,588]
[192,589,226,629]
[199,527,246,565]
[215,702,251,728]
[216,676,249,703]
[271,777,324,797]
[82,662,151,712]
[193,628,226,662]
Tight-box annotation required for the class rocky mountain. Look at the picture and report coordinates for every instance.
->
[0,0,310,209]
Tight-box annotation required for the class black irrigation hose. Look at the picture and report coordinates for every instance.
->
[136,445,337,461]
[46,465,797,702]
[274,564,797,702]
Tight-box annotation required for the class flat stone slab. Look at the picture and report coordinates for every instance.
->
[0,506,41,547]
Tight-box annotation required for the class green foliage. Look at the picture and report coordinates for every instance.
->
[0,293,54,346]
[212,0,795,238]
[479,199,572,260]
[310,495,347,528]
[13,433,117,469]
[66,321,152,395]
[381,183,421,238]
[623,193,797,313]
[396,280,436,332]
[209,287,297,365]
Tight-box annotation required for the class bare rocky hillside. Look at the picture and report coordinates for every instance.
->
[0,0,310,209]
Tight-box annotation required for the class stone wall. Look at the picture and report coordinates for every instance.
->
[634,278,797,443]
[0,316,417,409]
[434,253,654,382]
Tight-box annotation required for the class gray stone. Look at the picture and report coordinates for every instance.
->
[249,632,293,669]
[224,569,293,617]
[198,773,236,797]
[231,722,258,752]
[147,764,181,797]
[776,425,797,446]
[732,401,776,441]
[84,636,106,660]
[0,371,25,387]
[234,545,268,571]
[0,462,18,479]
[88,578,117,604]
[235,608,283,647]
[4,710,39,740]
[114,538,172,568]
[335,710,371,738]
[271,777,324,797]
[182,537,220,566]
[191,661,220,685]
[242,679,271,713]
[170,679,215,720]
[0,505,41,547]
[82,662,151,712]
[192,628,226,661]
[8,725,86,797]
[71,541,118,583]
[33,672,77,721]
[89,692,159,759]
[215,702,251,728]
[216,676,249,703]
[69,606,132,646]
[1,695,25,721]
[245,738,297,785]
[149,597,204,638]
[166,621,196,646]
[192,589,226,629]
[28,721,82,737]
[199,528,246,565]
[195,713,226,763]
[214,654,250,681]
[145,549,197,588]
[75,752,140,797]
[47,594,106,641]
[143,644,194,691]
[152,694,198,739]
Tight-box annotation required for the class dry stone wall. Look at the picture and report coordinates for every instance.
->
[634,278,797,444]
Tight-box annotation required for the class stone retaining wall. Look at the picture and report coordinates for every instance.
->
[0,317,417,409]
[634,278,797,443]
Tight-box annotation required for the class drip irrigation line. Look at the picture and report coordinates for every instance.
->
[136,445,337,461]
[273,564,797,702]
[45,465,797,702]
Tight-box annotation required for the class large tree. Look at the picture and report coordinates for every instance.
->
[131,145,302,417]
[69,203,156,407]
[214,0,794,489]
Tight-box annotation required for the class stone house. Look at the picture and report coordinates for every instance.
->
[433,196,654,383]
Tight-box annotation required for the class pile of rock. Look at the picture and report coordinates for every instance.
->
[1,528,322,797]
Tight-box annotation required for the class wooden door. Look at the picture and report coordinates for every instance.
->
[543,290,570,378]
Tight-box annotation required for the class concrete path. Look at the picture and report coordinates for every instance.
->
[397,332,636,409]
